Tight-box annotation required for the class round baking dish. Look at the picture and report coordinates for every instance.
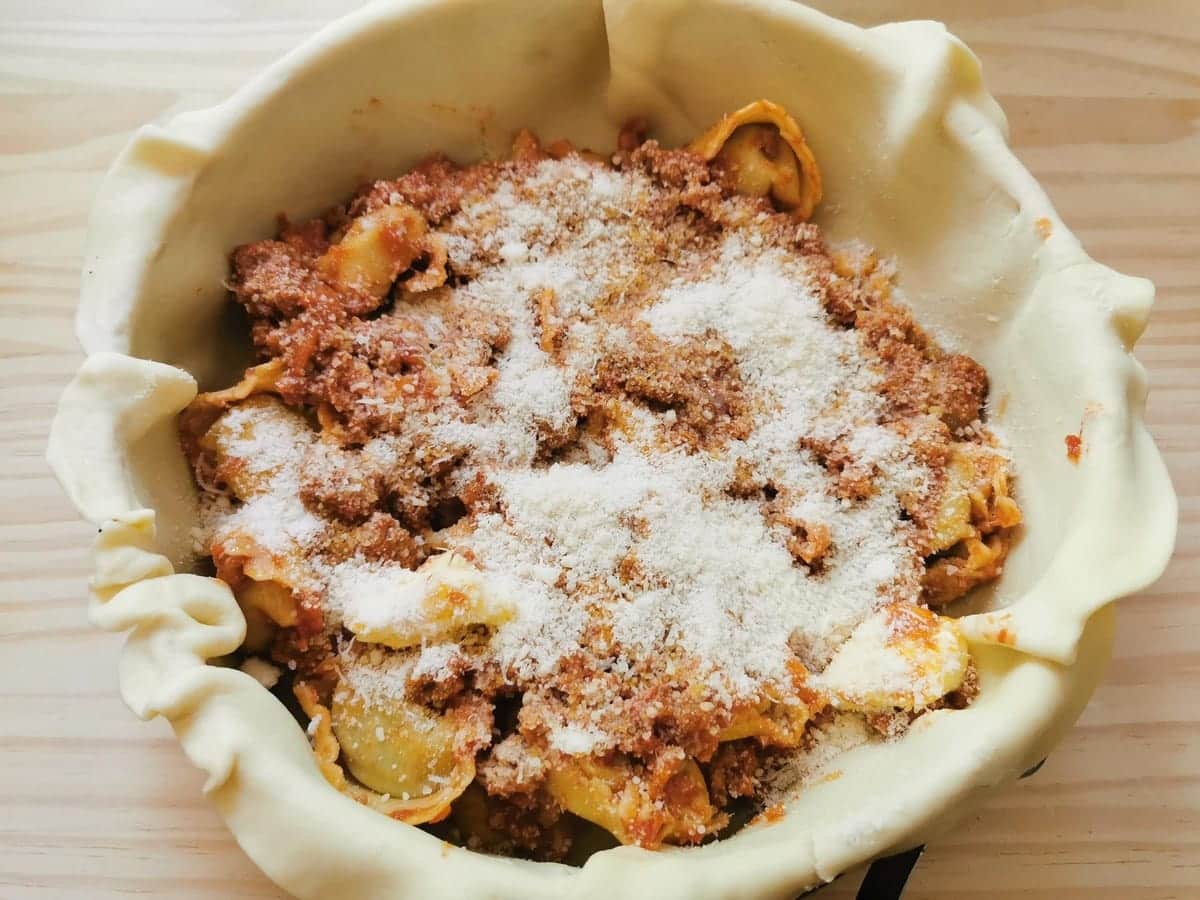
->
[47,1,1177,898]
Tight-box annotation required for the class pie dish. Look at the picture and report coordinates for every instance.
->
[47,1,1177,897]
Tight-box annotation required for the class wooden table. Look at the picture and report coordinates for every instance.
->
[1,2,1195,898]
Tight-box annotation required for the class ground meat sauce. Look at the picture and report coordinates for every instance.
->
[1065,431,1083,463]
[184,119,1019,861]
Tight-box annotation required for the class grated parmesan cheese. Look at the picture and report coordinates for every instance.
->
[239,657,282,689]
[203,154,987,782]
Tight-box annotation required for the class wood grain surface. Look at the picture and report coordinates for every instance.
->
[1,2,1196,898]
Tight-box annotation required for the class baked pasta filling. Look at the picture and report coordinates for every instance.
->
[180,100,1020,860]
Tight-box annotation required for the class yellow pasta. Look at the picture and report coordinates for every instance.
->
[178,361,290,543]
[817,603,969,712]
[201,394,314,500]
[190,394,319,647]
[449,782,506,846]
[924,443,1022,605]
[342,553,515,650]
[331,682,474,802]
[923,533,1010,608]
[717,697,813,747]
[690,99,823,220]
[318,202,447,298]
[178,358,285,444]
[296,681,474,825]
[209,533,302,653]
[929,449,979,555]
[545,755,718,846]
[237,577,297,627]
[235,578,293,653]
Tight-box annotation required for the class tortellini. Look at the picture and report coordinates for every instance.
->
[192,394,319,648]
[296,680,476,825]
[545,754,719,847]
[929,443,1019,553]
[318,202,447,298]
[718,696,815,747]
[177,358,285,453]
[201,394,315,500]
[340,553,516,649]
[690,99,823,220]
[448,782,507,847]
[929,449,979,555]
[235,575,298,652]
[816,603,970,712]
[924,443,1023,606]
[331,682,475,803]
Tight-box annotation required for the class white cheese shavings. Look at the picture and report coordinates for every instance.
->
[239,657,281,689]
[203,156,986,779]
